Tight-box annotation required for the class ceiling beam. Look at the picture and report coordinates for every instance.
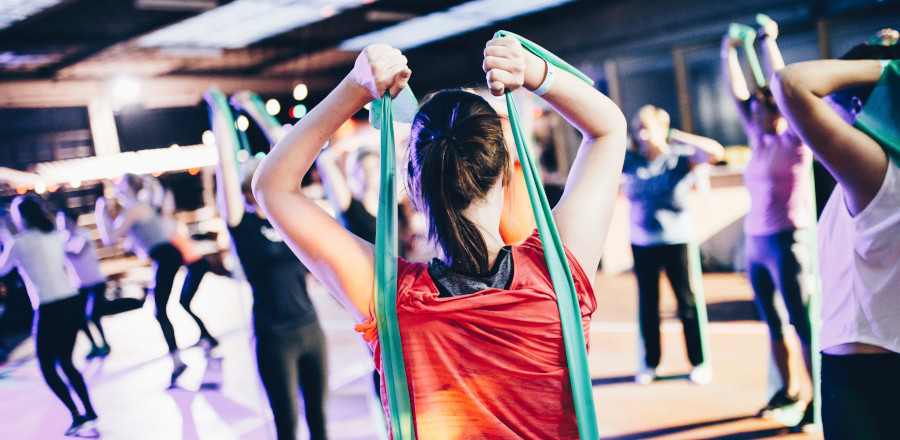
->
[0,74,333,109]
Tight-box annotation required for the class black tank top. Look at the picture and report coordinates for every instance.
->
[343,198,377,244]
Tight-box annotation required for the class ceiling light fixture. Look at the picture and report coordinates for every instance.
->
[137,0,371,49]
[340,0,578,51]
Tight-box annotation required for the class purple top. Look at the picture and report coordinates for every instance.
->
[742,126,814,236]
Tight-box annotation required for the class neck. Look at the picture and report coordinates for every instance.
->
[458,187,505,268]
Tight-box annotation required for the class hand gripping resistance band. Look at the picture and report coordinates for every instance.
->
[728,23,767,88]
[495,29,600,440]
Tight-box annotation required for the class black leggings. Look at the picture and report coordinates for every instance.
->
[149,243,213,352]
[256,321,328,440]
[79,282,108,347]
[822,352,900,439]
[37,295,96,419]
[632,243,704,367]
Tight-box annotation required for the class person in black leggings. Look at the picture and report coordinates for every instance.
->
[95,174,217,385]
[0,197,98,436]
[208,85,327,440]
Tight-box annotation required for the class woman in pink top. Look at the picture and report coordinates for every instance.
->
[253,35,626,437]
[721,19,816,429]
[773,33,900,438]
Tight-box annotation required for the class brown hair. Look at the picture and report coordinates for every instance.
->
[406,90,510,273]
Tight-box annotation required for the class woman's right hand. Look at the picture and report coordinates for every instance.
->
[350,44,411,100]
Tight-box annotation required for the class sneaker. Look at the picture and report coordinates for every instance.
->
[792,404,819,433]
[689,363,712,385]
[635,366,658,385]
[87,344,111,359]
[170,362,188,387]
[65,416,90,436]
[758,388,800,417]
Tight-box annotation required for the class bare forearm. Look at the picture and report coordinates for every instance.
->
[721,44,751,101]
[670,129,725,163]
[525,52,625,141]
[254,75,370,202]
[760,36,785,78]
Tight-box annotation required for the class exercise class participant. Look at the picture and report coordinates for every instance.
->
[57,209,111,359]
[209,88,327,440]
[624,105,724,385]
[252,34,626,438]
[95,174,216,385]
[721,19,815,426]
[0,197,98,436]
[772,33,900,439]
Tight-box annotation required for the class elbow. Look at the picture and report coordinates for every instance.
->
[588,107,627,146]
[709,142,726,164]
[772,66,804,112]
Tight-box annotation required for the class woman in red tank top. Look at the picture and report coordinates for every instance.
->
[253,35,626,438]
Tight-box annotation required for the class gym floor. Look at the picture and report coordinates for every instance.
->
[0,270,823,439]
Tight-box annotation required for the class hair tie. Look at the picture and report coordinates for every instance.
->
[436,134,457,144]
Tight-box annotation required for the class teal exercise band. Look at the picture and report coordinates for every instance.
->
[495,30,600,440]
[371,91,415,440]
[729,23,766,88]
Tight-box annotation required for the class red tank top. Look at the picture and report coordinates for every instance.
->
[356,230,597,439]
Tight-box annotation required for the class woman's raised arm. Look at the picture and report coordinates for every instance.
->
[772,60,887,215]
[483,36,627,277]
[252,45,410,321]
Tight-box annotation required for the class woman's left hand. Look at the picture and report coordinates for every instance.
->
[483,36,537,96]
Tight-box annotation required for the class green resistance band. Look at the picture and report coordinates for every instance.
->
[494,29,599,440]
[854,60,900,166]
[687,241,712,372]
[205,89,245,167]
[229,91,285,146]
[728,23,766,88]
[371,91,415,440]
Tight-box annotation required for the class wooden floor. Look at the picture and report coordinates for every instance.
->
[0,270,823,439]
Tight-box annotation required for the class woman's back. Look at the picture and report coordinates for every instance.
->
[10,230,77,306]
[357,231,596,438]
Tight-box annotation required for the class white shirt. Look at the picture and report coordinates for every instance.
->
[0,230,79,307]
[63,226,107,287]
[818,159,900,353]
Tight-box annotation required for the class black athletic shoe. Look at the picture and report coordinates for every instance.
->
[757,388,800,417]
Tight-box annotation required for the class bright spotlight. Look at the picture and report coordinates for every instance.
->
[202,130,215,145]
[289,104,307,119]
[112,77,141,103]
[266,99,281,116]
[236,115,250,132]
[293,84,308,101]
[237,149,250,163]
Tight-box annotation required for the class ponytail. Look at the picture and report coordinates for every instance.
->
[407,90,510,274]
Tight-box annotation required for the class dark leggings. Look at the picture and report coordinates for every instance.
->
[632,243,704,367]
[256,321,328,440]
[149,243,213,352]
[821,352,900,439]
[79,283,108,347]
[180,257,213,341]
[37,295,96,419]
[745,230,812,344]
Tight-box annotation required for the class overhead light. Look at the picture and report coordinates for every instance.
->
[293,84,309,101]
[265,99,281,115]
[0,0,66,32]
[202,130,216,145]
[112,76,141,103]
[137,0,370,49]
[340,0,578,51]
[289,104,307,119]
[236,115,250,131]
[134,0,218,12]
